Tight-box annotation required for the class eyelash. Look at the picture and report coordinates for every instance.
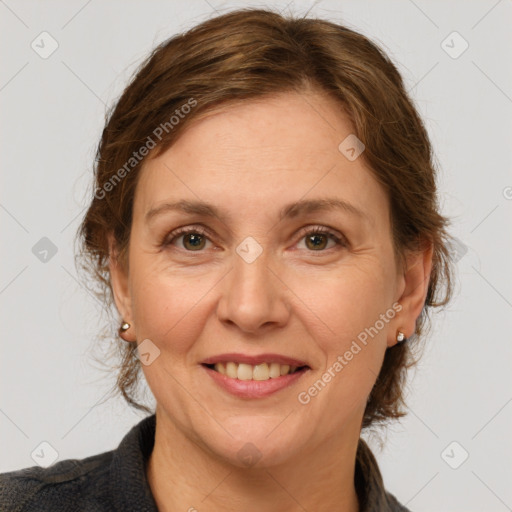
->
[161,225,348,253]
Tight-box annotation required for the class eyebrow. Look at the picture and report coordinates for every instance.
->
[145,198,371,225]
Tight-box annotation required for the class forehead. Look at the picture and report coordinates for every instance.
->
[134,91,389,227]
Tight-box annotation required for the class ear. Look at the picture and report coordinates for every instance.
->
[388,241,433,348]
[108,233,136,342]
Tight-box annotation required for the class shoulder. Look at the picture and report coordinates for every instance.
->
[0,449,115,512]
[0,414,157,512]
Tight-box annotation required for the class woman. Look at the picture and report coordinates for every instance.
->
[0,7,453,512]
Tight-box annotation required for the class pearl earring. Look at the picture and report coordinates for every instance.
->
[396,331,406,343]
[118,321,134,342]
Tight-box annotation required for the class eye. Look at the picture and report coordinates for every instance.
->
[163,226,213,251]
[296,226,347,252]
[162,225,348,253]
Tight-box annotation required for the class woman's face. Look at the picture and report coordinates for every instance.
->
[111,90,428,467]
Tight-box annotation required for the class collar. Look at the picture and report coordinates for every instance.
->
[110,414,158,512]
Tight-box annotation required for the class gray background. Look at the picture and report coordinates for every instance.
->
[1,1,511,510]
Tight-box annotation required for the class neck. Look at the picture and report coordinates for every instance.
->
[146,409,361,512]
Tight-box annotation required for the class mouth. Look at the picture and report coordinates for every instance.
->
[202,361,309,381]
[201,357,311,399]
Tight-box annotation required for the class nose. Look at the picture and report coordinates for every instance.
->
[216,249,291,334]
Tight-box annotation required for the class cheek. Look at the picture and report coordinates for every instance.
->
[304,259,393,345]
[298,261,393,397]
[130,260,217,356]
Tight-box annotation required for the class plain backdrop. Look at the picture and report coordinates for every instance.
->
[1,1,511,511]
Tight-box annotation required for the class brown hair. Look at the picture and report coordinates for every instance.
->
[77,7,454,428]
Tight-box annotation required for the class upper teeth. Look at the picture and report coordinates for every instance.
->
[214,362,300,380]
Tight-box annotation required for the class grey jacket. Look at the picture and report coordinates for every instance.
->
[0,414,411,511]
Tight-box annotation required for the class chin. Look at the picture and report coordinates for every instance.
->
[201,415,312,469]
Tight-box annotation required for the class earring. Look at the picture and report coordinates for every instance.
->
[396,330,406,343]
[119,321,134,342]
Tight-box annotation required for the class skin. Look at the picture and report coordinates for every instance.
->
[109,89,433,512]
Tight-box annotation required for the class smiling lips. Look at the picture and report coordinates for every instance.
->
[201,352,310,389]
[203,364,309,399]
[201,354,311,399]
